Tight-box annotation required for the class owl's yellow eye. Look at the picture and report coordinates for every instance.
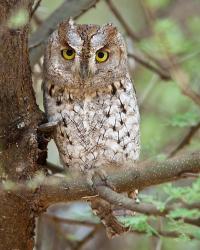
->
[61,48,75,60]
[95,50,109,63]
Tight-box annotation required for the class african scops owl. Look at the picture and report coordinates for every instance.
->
[43,18,140,238]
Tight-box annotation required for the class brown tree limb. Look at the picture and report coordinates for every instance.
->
[36,151,200,209]
[0,1,44,249]
[97,186,200,227]
[1,151,199,211]
[29,0,99,66]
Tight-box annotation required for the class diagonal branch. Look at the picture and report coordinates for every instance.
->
[105,0,140,41]
[97,186,200,227]
[169,122,200,157]
[128,53,171,80]
[170,66,200,107]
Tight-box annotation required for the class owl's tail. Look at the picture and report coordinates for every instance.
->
[90,197,128,238]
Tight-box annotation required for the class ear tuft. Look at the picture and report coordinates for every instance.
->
[58,17,75,45]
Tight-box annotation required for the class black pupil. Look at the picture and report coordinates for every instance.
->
[66,49,73,56]
[98,51,105,58]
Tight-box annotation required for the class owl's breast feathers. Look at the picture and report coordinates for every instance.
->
[44,77,140,171]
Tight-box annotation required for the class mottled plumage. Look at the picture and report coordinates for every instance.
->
[43,18,140,237]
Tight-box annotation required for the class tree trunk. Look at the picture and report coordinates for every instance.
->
[0,1,43,249]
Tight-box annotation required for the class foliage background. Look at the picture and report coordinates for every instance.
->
[31,0,200,249]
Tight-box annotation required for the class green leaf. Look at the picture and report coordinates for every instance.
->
[163,179,200,204]
[145,0,172,9]
[166,218,200,240]
[153,18,189,54]
[167,111,200,128]
[168,208,200,219]
[139,194,166,212]
[120,215,159,236]
[163,183,189,199]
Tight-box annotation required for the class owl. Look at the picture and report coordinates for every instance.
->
[43,18,140,238]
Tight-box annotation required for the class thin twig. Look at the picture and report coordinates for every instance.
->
[74,225,101,250]
[96,186,200,227]
[106,0,140,41]
[31,0,42,17]
[169,122,200,157]
[128,53,171,80]
[131,228,195,240]
[44,213,97,227]
[170,66,200,106]
[106,0,167,70]
[46,161,65,173]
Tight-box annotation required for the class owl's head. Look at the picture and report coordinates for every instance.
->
[44,18,128,89]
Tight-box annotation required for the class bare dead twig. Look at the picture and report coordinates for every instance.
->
[44,213,97,227]
[97,186,200,228]
[106,0,168,70]
[169,122,200,157]
[131,228,195,240]
[105,0,140,41]
[170,66,200,106]
[31,0,42,17]
[74,225,101,250]
[128,53,171,80]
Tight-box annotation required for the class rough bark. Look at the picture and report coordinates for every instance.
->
[0,1,43,249]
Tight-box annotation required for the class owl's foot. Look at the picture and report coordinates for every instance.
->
[38,121,58,133]
[86,168,115,192]
[128,189,140,204]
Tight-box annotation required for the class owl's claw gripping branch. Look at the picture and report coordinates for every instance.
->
[38,121,58,133]
[86,168,128,238]
[86,168,116,191]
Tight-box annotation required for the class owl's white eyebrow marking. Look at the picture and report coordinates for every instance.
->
[66,29,83,50]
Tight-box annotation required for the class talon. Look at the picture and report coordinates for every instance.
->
[86,170,96,191]
[86,168,116,192]
[128,189,140,203]
[38,121,58,132]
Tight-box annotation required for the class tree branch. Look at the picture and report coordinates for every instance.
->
[1,152,199,211]
[29,0,99,66]
[169,122,200,157]
[44,213,97,227]
[128,53,171,80]
[170,66,200,107]
[105,0,140,41]
[97,186,200,227]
